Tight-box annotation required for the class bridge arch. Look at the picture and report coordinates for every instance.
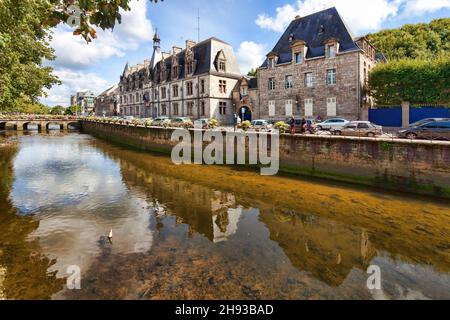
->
[67,122,80,130]
[22,122,42,131]
[0,122,6,130]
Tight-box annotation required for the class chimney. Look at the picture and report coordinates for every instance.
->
[172,46,182,55]
[162,52,171,60]
[295,15,301,20]
[186,40,196,50]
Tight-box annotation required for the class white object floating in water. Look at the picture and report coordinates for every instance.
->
[108,229,113,240]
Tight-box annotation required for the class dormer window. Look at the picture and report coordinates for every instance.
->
[327,44,336,58]
[268,58,275,68]
[172,66,179,79]
[295,52,303,64]
[186,61,193,75]
[219,60,226,72]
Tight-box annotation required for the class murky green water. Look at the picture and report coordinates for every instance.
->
[0,132,449,300]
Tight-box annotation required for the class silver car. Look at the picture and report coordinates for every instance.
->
[316,118,349,131]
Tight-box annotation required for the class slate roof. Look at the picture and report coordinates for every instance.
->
[150,38,224,84]
[261,7,360,67]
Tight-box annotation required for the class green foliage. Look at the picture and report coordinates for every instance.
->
[274,121,289,133]
[368,18,450,60]
[50,105,65,115]
[64,105,82,115]
[247,68,257,77]
[0,0,59,112]
[368,57,450,105]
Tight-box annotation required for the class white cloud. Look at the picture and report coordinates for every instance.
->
[255,0,449,34]
[236,41,266,74]
[43,0,153,106]
[401,0,450,16]
[41,69,110,106]
[51,0,153,69]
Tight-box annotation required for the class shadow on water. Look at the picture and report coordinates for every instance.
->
[1,132,449,300]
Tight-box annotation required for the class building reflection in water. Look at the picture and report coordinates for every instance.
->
[1,133,449,299]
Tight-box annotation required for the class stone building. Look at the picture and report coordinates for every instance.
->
[232,76,258,122]
[95,85,119,117]
[118,31,241,124]
[236,7,381,122]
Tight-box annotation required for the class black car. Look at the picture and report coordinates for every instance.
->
[409,118,450,128]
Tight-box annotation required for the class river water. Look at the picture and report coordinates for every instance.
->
[0,132,449,300]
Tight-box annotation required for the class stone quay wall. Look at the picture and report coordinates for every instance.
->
[81,121,450,199]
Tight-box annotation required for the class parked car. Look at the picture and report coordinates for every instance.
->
[123,116,135,121]
[398,121,450,140]
[332,121,383,137]
[251,119,273,131]
[409,118,450,128]
[152,116,170,126]
[316,118,349,131]
[291,119,317,134]
[171,117,192,125]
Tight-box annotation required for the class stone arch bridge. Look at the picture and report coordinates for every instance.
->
[0,119,81,131]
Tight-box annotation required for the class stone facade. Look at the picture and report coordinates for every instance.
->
[235,7,379,122]
[118,32,241,124]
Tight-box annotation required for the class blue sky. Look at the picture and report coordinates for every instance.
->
[42,0,450,106]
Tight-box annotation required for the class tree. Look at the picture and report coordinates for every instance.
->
[368,18,450,61]
[247,68,257,77]
[1,0,163,113]
[0,0,59,112]
[65,105,82,116]
[51,105,66,115]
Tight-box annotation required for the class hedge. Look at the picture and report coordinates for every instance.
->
[368,57,450,106]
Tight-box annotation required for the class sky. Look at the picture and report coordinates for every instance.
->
[41,0,450,107]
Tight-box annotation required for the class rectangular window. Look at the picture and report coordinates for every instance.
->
[304,73,313,87]
[285,75,293,89]
[172,66,178,79]
[241,87,248,96]
[173,103,179,115]
[327,69,336,85]
[187,102,194,116]
[285,100,293,116]
[161,104,167,116]
[327,45,336,58]
[295,52,303,64]
[186,62,193,75]
[161,87,167,99]
[269,100,275,117]
[268,78,276,90]
[327,97,337,117]
[219,61,226,72]
[219,102,227,115]
[268,58,275,68]
[173,85,179,97]
[186,82,193,95]
[305,98,313,117]
[200,79,205,94]
[219,80,227,94]
[200,101,206,116]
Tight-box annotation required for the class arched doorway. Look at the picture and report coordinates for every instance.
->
[238,106,252,122]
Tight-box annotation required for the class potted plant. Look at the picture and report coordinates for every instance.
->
[274,121,289,134]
